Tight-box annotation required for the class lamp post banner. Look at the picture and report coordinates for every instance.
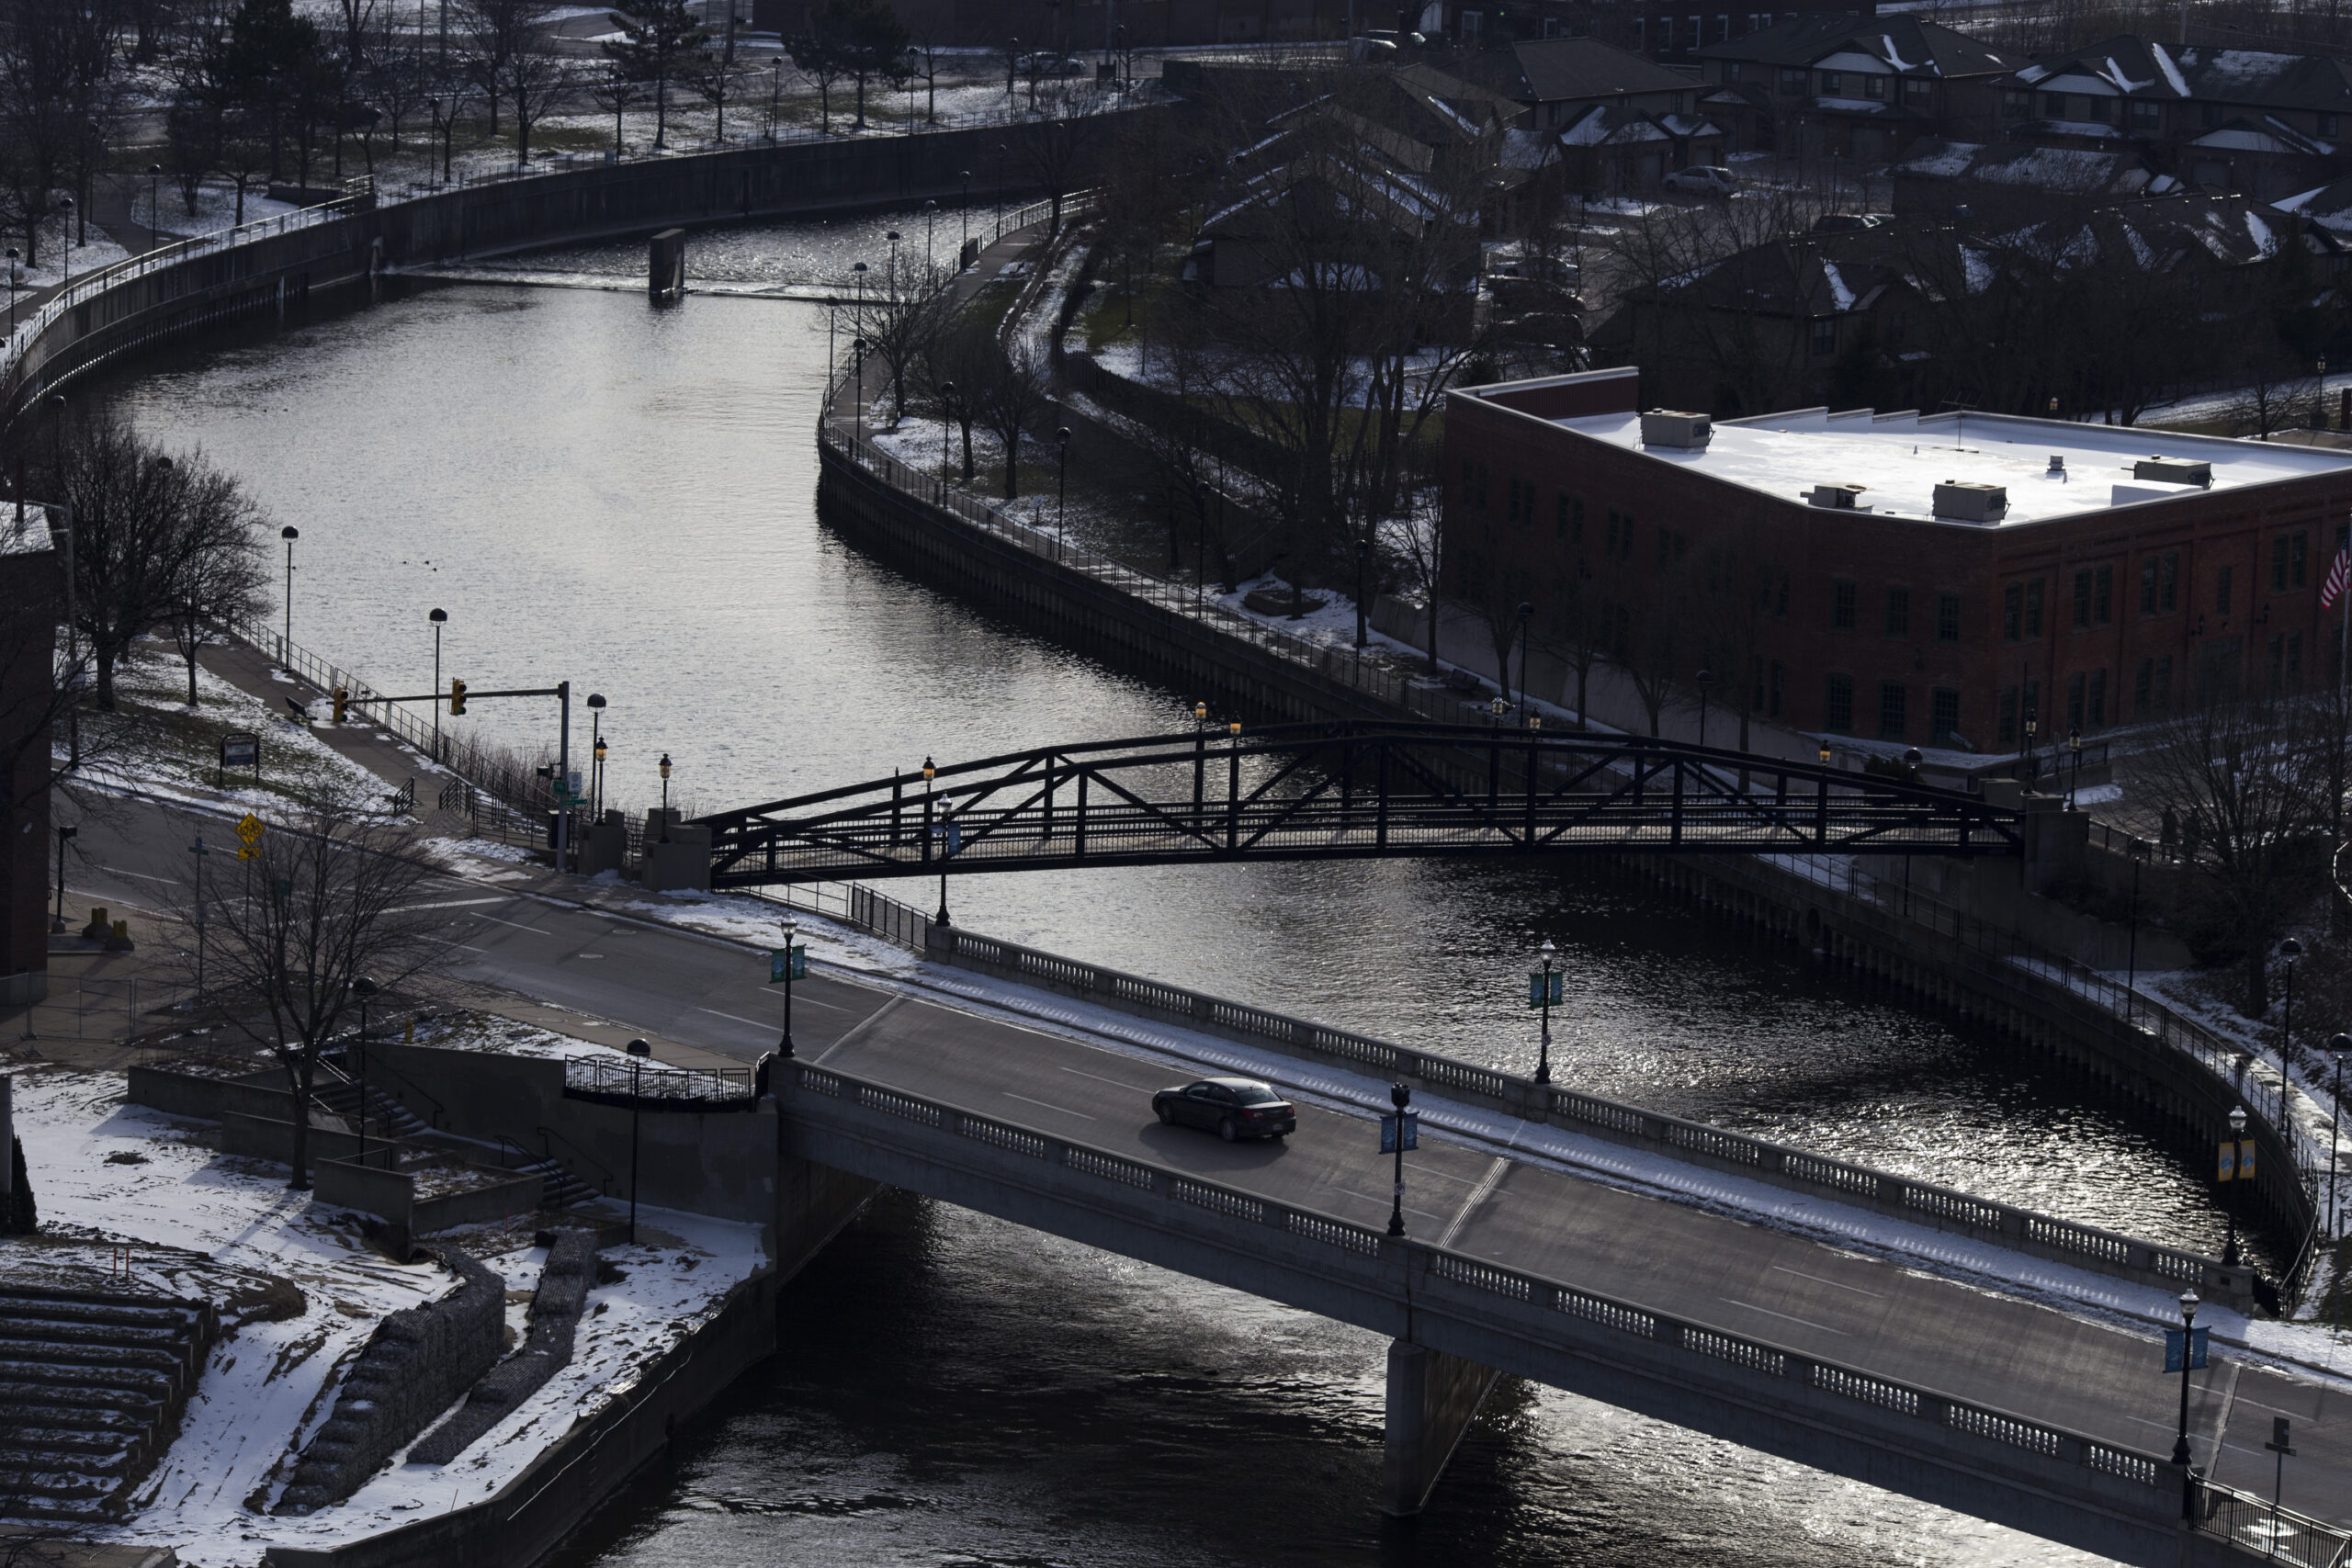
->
[1380,1112,1419,1154]
[1528,971,1563,1008]
[770,945,808,983]
[2219,1139,2256,1182]
[2164,1326,2211,1372]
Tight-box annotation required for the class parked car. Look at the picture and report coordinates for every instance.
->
[1661,165,1738,197]
[1153,1077,1296,1141]
[1026,53,1089,76]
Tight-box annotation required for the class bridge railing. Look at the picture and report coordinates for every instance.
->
[786,1057,2332,1542]
[923,924,2250,1303]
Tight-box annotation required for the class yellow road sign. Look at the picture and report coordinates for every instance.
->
[235,813,265,860]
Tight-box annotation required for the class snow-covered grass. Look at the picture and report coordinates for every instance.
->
[132,182,300,244]
[4,211,133,292]
[3,1056,764,1565]
[70,656,397,821]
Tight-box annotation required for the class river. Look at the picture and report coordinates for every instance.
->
[92,208,2259,1567]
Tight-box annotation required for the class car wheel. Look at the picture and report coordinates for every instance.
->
[1218,1117,1238,1142]
[1157,1102,1176,1125]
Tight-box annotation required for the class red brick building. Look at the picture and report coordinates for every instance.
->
[1441,367,2352,754]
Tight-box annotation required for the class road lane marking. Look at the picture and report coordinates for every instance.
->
[1059,1065,1148,1089]
[1716,1299,1848,1336]
[813,997,905,1066]
[95,867,181,885]
[1437,1157,1510,1249]
[696,1008,779,1031]
[469,913,554,934]
[389,897,513,912]
[1004,1093,1096,1120]
[744,987,856,1012]
[426,937,497,954]
[1770,1267,1884,1299]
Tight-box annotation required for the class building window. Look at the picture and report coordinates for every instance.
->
[1657,15,1672,48]
[2002,89,2030,117]
[1884,585,1909,637]
[1769,660,1786,716]
[2131,98,2161,129]
[1905,77,1933,104]
[1820,70,1842,94]
[2324,112,2341,136]
[1825,673,1854,733]
[1460,8,1483,37]
[2003,582,2022,642]
[2142,551,2178,614]
[2073,569,2092,630]
[1724,60,1743,81]
[2271,631,2306,691]
[1811,318,1837,357]
[1832,578,1858,630]
[1717,14,1730,41]
[1997,686,2018,747]
[2024,578,2044,637]
[1781,67,1806,95]
[2095,564,2112,625]
[2088,670,2106,728]
[1930,687,1961,746]
[2085,95,2110,121]
[1878,682,1907,739]
[1862,73,1885,99]
[2066,671,2085,734]
[2133,658,2153,715]
[1935,592,1961,643]
[2043,91,2067,118]
[2217,565,2233,617]
[1558,493,1583,544]
[2294,530,2310,587]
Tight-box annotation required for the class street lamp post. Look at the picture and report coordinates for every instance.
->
[278,525,299,660]
[428,608,447,756]
[56,197,73,292]
[586,693,606,819]
[1387,1082,1411,1237]
[51,824,75,932]
[1056,426,1072,554]
[2223,1104,2248,1267]
[147,164,163,252]
[2172,1288,2199,1475]
[778,915,799,1057]
[2067,727,2083,808]
[924,757,951,926]
[626,1038,650,1244]
[853,338,866,438]
[659,753,673,843]
[351,976,378,1160]
[1533,938,1557,1083]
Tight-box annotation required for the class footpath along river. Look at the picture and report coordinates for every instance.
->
[91,208,2256,1567]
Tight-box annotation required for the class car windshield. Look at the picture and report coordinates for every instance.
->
[1232,1086,1282,1104]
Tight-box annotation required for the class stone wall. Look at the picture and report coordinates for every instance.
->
[274,1245,505,1515]
[410,1228,595,1466]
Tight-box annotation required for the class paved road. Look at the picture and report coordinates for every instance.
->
[52,792,2352,1528]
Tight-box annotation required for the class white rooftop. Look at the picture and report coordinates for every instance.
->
[1547,407,2352,525]
[1,511,53,557]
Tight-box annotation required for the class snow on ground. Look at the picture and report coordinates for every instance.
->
[4,213,134,292]
[4,1059,763,1565]
[132,183,300,244]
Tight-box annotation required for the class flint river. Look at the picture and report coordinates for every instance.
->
[95,207,2264,1567]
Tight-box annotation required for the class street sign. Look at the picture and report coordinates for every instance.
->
[1528,970,1563,1008]
[1380,1112,1419,1154]
[2164,1325,2211,1372]
[2219,1138,2256,1182]
[2267,1416,2293,1456]
[234,812,265,860]
[769,944,807,983]
[946,823,963,856]
[220,731,258,770]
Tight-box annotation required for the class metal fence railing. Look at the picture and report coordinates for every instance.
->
[2194,1479,2352,1568]
[563,1055,753,1105]
[14,973,186,1045]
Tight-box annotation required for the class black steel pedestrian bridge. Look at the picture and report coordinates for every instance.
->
[696,722,2023,887]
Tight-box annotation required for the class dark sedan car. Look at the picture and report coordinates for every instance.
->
[1152,1077,1296,1141]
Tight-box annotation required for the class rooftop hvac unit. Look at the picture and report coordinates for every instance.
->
[1932,480,2007,523]
[1640,410,1712,449]
[1806,483,1868,510]
[2133,457,2212,488]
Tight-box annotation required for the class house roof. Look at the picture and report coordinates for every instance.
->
[1889,138,2163,198]
[1462,37,1697,104]
[2007,35,2352,112]
[1696,15,2018,77]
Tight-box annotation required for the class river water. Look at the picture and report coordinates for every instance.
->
[94,208,2263,1567]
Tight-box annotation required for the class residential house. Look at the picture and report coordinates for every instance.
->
[1996,38,2352,199]
[1408,0,1868,66]
[1693,15,2023,161]
[1887,139,2174,219]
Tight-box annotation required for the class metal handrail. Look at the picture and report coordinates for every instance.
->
[534,1124,618,1194]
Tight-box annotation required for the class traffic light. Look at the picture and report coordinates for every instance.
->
[449,679,467,716]
[332,686,347,724]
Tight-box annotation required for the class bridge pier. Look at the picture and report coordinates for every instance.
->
[1380,1340,1500,1517]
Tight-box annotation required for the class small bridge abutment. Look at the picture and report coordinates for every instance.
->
[1380,1340,1500,1517]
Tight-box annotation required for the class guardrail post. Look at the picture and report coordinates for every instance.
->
[1876,1176,1907,1206]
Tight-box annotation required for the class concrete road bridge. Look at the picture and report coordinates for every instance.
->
[693,723,2026,888]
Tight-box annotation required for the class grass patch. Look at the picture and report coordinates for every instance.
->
[78,652,385,812]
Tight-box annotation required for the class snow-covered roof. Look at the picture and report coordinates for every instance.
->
[1521,406,2352,526]
[1,513,52,557]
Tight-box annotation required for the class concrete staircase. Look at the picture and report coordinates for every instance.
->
[0,1289,219,1521]
[310,1074,430,1144]
[490,1147,601,1211]
[311,1060,604,1213]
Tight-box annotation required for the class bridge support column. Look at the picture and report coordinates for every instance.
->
[1379,1340,1499,1517]
[775,1146,881,1282]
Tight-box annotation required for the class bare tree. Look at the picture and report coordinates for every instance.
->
[165,788,445,1189]
[33,412,267,711]
[2135,686,2329,1015]
[842,249,956,425]
[166,472,271,708]
[975,339,1049,499]
[1390,442,1447,675]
